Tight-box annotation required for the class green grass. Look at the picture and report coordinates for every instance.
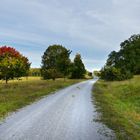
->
[93,75,140,140]
[0,76,42,84]
[0,77,84,120]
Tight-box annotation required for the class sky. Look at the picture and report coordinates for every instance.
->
[0,0,140,71]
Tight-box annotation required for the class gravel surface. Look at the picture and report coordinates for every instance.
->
[0,79,114,140]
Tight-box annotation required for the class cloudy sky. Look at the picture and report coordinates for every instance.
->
[0,0,140,71]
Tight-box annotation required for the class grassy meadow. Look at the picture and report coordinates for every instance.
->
[93,75,140,140]
[0,77,84,120]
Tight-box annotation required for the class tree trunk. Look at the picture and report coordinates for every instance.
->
[5,78,8,84]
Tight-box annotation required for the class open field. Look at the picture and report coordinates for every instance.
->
[93,75,140,140]
[0,77,42,84]
[0,77,84,120]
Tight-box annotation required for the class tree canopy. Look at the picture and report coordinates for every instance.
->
[41,45,71,80]
[70,54,86,79]
[0,46,31,83]
[100,34,140,81]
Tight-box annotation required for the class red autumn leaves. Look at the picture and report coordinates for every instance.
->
[0,46,20,57]
[0,46,31,83]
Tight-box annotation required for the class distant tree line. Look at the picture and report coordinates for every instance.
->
[100,34,140,81]
[93,71,100,77]
[29,68,41,77]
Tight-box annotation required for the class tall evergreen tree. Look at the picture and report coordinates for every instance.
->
[71,54,86,79]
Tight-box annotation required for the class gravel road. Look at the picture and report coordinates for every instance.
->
[0,79,114,140]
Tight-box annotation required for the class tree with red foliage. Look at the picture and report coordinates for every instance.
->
[0,46,31,83]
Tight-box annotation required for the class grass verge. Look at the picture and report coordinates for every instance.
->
[0,77,84,120]
[93,75,140,140]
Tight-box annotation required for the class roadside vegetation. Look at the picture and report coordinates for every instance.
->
[100,34,140,81]
[0,77,84,120]
[93,34,140,139]
[0,45,89,84]
[93,75,140,140]
[0,44,92,120]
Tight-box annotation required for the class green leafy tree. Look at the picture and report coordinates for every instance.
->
[0,46,31,83]
[120,34,140,74]
[71,54,86,79]
[41,45,71,80]
[100,34,140,81]
[57,47,71,80]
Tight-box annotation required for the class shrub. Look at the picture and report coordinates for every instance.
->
[100,66,133,81]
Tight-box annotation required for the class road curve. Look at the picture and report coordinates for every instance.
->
[0,79,114,140]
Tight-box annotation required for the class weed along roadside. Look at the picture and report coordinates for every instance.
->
[0,77,85,120]
[92,75,140,140]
